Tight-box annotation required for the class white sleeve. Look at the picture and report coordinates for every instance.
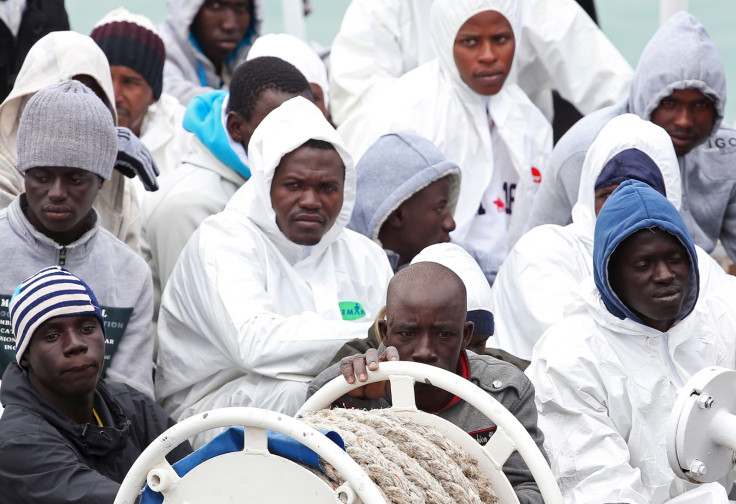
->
[490,228,582,360]
[517,0,633,115]
[328,0,414,126]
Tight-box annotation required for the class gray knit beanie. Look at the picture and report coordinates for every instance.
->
[348,131,461,243]
[17,80,117,180]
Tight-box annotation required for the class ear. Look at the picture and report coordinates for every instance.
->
[20,351,29,368]
[226,111,246,144]
[461,321,474,350]
[386,206,404,227]
[378,319,389,345]
[97,176,104,190]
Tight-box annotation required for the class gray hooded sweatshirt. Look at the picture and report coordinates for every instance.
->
[158,0,262,105]
[348,131,501,284]
[0,197,154,397]
[526,12,736,262]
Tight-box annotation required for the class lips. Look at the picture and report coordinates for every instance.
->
[669,133,696,150]
[62,362,97,375]
[474,69,505,84]
[216,39,239,52]
[652,287,682,301]
[43,205,72,220]
[293,213,324,226]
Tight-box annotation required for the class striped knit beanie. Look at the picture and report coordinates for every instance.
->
[10,267,105,365]
[90,8,165,99]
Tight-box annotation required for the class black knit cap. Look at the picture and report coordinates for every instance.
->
[90,8,165,99]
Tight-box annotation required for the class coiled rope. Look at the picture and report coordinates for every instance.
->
[301,409,498,504]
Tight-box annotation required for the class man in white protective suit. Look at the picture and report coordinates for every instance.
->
[527,180,736,504]
[155,96,393,447]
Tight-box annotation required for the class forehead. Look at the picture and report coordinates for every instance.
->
[273,145,344,180]
[31,314,99,341]
[387,276,465,321]
[457,10,512,34]
[250,89,311,123]
[408,176,451,204]
[616,227,685,258]
[110,65,149,83]
[665,88,710,103]
[26,166,95,177]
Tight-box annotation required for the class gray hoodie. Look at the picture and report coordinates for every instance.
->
[158,0,262,105]
[526,12,736,262]
[0,196,154,397]
[348,131,500,284]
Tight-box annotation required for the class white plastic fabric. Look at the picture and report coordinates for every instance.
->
[526,275,736,503]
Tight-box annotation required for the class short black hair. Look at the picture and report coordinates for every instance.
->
[301,139,335,151]
[228,56,311,121]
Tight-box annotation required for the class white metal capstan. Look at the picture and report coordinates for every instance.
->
[667,366,736,484]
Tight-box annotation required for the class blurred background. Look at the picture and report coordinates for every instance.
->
[67,0,736,123]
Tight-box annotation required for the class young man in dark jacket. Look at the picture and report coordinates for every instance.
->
[0,266,191,504]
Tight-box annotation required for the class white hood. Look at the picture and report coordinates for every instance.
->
[430,0,520,98]
[411,242,492,313]
[226,96,356,262]
[0,31,116,166]
[571,114,682,246]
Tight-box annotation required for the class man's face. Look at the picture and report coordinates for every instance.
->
[191,0,252,66]
[650,88,717,156]
[609,228,690,332]
[270,145,344,245]
[21,315,105,404]
[381,277,472,373]
[110,65,155,137]
[23,167,103,244]
[386,176,456,264]
[453,10,515,96]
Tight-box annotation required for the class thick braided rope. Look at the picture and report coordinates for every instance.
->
[300,409,498,504]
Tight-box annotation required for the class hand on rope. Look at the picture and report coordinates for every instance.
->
[339,346,399,399]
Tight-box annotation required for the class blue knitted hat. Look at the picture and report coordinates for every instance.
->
[10,266,105,364]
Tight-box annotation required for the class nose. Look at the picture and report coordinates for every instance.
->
[442,211,456,234]
[298,188,320,209]
[47,177,67,201]
[478,40,499,63]
[62,330,88,356]
[411,335,438,364]
[673,105,694,130]
[220,8,238,31]
[652,260,676,283]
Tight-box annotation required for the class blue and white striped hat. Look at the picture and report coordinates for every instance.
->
[10,266,105,364]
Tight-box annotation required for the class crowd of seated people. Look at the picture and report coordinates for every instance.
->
[1,1,736,503]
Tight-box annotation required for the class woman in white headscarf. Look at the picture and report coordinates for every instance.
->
[340,0,551,266]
